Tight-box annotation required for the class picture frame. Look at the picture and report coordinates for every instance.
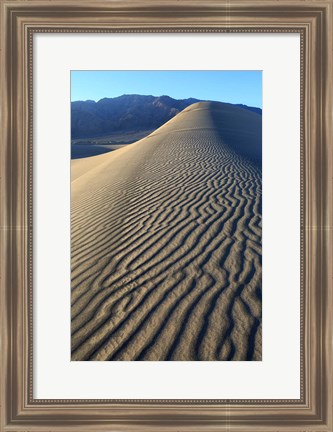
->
[1,0,332,430]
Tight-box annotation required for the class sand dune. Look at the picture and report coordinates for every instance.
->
[71,102,262,361]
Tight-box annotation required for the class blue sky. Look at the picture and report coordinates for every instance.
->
[71,71,262,108]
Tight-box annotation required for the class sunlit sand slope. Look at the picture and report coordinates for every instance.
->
[71,102,262,361]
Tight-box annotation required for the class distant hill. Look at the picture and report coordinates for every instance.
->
[71,94,261,140]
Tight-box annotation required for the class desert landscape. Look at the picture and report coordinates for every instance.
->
[71,100,262,361]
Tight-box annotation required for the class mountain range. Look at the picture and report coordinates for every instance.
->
[71,94,261,140]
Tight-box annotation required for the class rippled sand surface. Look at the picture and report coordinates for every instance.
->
[71,102,262,361]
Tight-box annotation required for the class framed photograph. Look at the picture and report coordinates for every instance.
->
[70,69,263,363]
[1,0,332,431]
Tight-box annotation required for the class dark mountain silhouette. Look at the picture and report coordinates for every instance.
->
[71,94,261,140]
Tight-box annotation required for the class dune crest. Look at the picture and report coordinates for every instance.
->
[71,102,262,361]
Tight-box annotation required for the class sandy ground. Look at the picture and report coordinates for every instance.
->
[71,102,262,361]
[71,144,129,160]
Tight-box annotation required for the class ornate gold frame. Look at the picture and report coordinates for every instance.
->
[1,1,332,431]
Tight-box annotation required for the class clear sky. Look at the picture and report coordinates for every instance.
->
[71,70,262,108]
